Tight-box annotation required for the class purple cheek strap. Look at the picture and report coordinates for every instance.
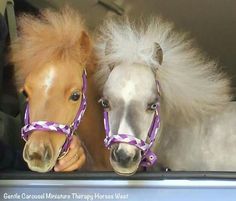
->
[21,70,87,159]
[103,106,160,167]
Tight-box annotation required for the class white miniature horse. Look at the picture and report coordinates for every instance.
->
[95,17,236,176]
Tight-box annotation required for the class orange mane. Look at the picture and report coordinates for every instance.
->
[10,7,91,89]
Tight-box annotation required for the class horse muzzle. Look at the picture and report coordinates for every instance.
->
[23,135,56,173]
[109,143,141,175]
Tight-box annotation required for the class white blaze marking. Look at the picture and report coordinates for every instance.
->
[117,80,135,136]
[120,80,135,102]
[43,68,56,94]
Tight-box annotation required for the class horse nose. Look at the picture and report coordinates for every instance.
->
[112,146,139,166]
[25,144,52,162]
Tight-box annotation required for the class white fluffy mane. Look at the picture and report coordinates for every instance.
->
[95,17,232,120]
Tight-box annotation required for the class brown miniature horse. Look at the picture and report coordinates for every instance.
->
[9,7,110,172]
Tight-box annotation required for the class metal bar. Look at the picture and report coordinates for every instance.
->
[98,0,124,15]
[0,0,7,16]
[6,0,17,42]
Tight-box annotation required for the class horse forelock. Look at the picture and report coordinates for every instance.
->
[10,6,91,89]
[95,16,232,121]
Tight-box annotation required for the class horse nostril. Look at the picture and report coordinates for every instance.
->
[111,146,119,162]
[133,150,140,162]
[24,147,30,161]
[44,146,52,161]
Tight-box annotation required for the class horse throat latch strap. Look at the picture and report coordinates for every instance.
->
[21,70,87,158]
[103,107,160,167]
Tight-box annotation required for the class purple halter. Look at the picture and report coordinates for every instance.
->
[21,70,87,158]
[103,87,161,167]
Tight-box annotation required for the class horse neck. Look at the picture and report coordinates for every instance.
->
[153,101,199,151]
[154,97,223,155]
[77,71,111,170]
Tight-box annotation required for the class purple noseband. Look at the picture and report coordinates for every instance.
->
[103,109,160,167]
[21,70,87,158]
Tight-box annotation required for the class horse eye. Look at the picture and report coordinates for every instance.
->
[98,98,110,109]
[22,89,28,98]
[148,102,159,111]
[70,92,80,101]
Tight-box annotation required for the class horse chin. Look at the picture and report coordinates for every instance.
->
[27,163,55,173]
[110,159,140,176]
[114,169,138,176]
[26,157,58,173]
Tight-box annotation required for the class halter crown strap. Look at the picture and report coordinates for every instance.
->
[21,70,87,157]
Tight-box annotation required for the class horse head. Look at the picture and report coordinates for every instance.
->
[10,7,91,172]
[95,17,230,175]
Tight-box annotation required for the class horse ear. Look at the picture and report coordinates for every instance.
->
[105,40,115,71]
[153,42,163,66]
[80,31,92,62]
